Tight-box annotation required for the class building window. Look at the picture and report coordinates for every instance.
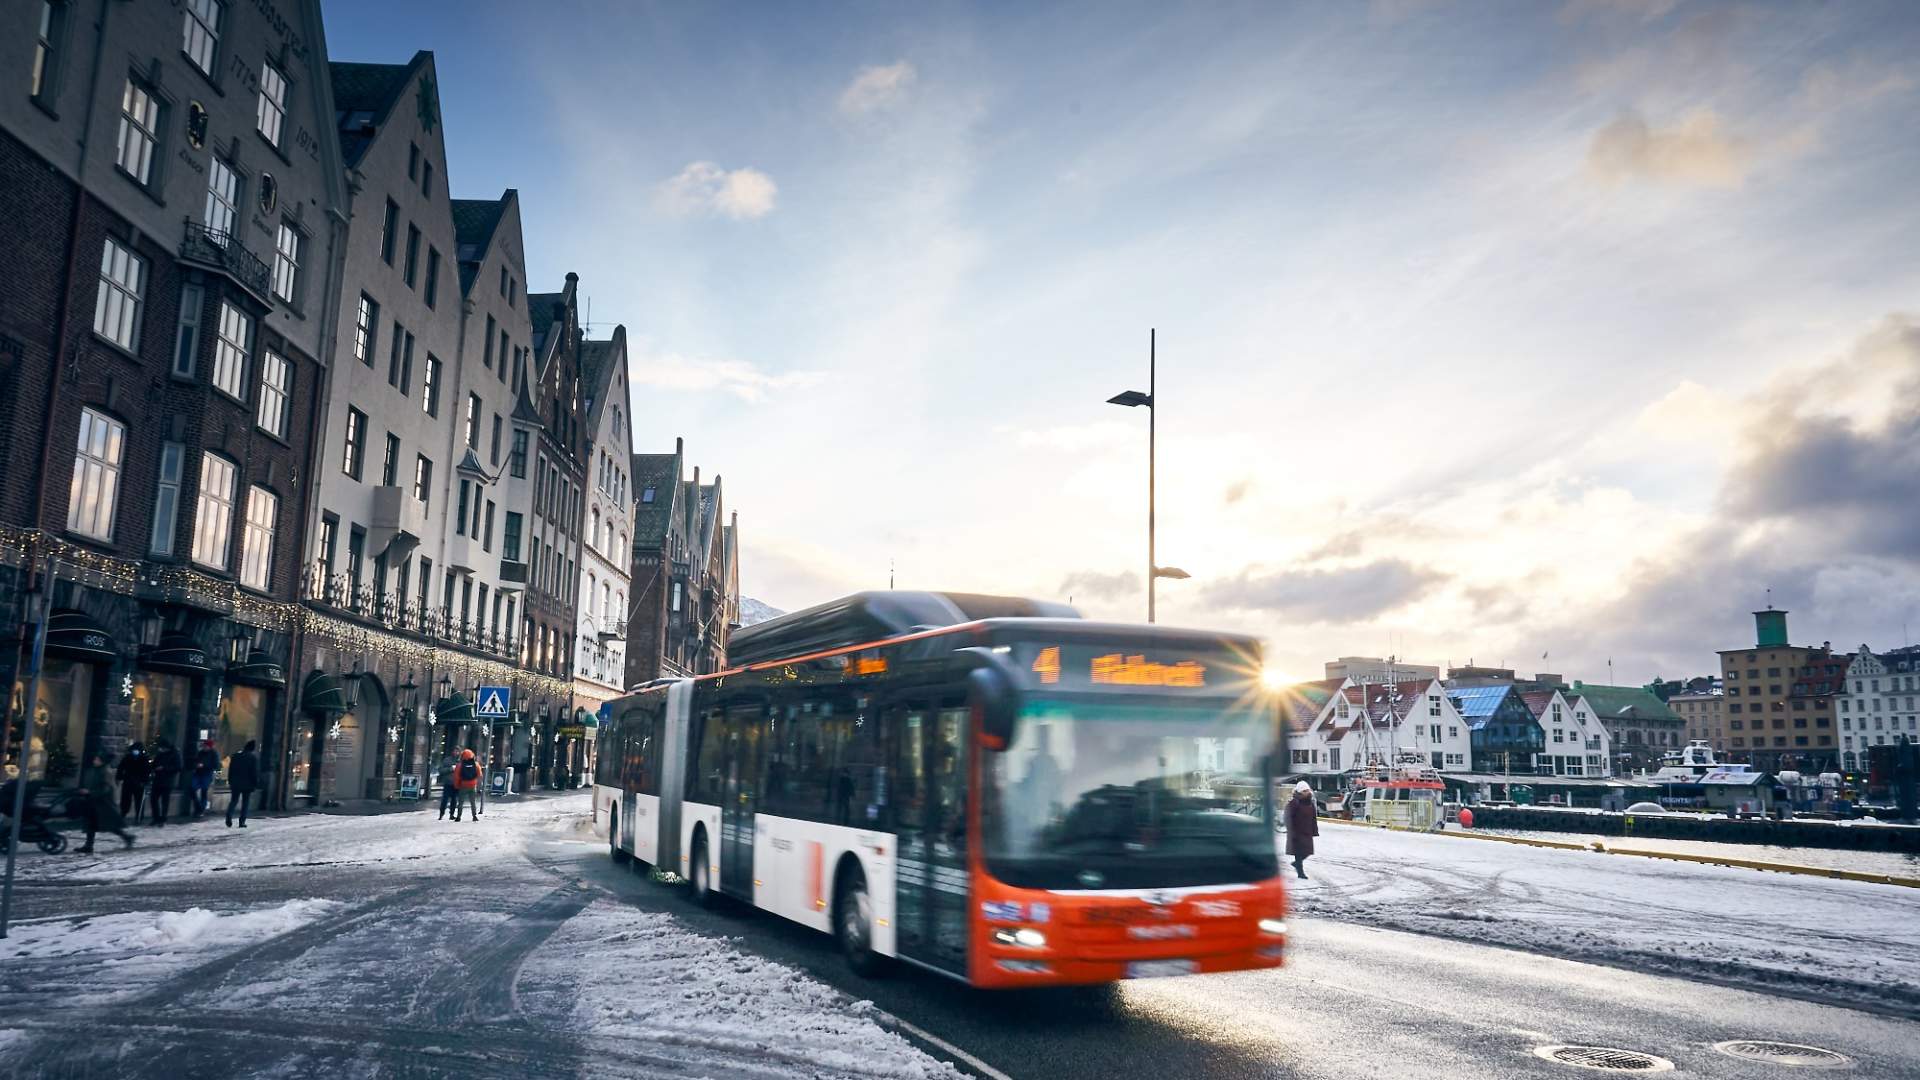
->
[354,294,378,365]
[93,236,144,350]
[256,349,290,437]
[403,225,420,287]
[671,581,682,612]
[424,247,440,308]
[380,199,398,264]
[417,556,432,613]
[182,0,221,76]
[381,432,400,486]
[490,414,503,466]
[342,406,366,479]
[407,142,418,181]
[191,453,237,569]
[387,323,412,393]
[255,60,287,147]
[32,1,68,103]
[116,78,160,185]
[422,159,433,198]
[66,407,125,541]
[465,392,480,449]
[239,486,276,590]
[484,314,495,368]
[499,332,510,384]
[316,514,337,575]
[456,479,470,536]
[421,355,441,416]
[503,512,522,561]
[205,156,240,238]
[510,431,528,477]
[413,455,432,507]
[272,222,302,303]
[641,486,655,503]
[483,501,495,551]
[149,441,185,555]
[211,301,252,401]
[173,283,204,377]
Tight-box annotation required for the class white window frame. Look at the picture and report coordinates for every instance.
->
[149,441,185,555]
[182,0,221,77]
[212,300,252,401]
[93,236,144,350]
[116,78,159,185]
[239,485,277,590]
[255,60,287,147]
[66,407,125,541]
[256,348,290,437]
[204,155,239,239]
[191,453,237,569]
[353,293,377,365]
[272,221,301,303]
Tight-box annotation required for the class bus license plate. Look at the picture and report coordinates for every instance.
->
[1125,959,1197,979]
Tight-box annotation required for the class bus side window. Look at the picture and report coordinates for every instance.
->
[893,707,926,832]
[692,704,727,804]
[839,705,884,826]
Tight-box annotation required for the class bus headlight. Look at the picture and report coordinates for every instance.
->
[993,927,1047,948]
[1258,918,1287,936]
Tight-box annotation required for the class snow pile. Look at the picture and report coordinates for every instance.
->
[517,901,961,1079]
[1,898,341,961]
[1293,823,1920,1017]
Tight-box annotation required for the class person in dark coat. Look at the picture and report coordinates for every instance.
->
[148,738,183,826]
[436,754,459,821]
[225,740,260,827]
[1284,781,1319,880]
[190,739,221,819]
[73,752,134,852]
[115,741,150,823]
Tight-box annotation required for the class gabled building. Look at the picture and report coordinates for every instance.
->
[623,440,739,683]
[1837,645,1920,772]
[1285,678,1470,774]
[1518,688,1612,777]
[573,328,634,707]
[1563,682,1683,774]
[0,0,347,811]
[1448,684,1545,774]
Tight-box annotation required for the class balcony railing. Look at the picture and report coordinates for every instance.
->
[180,221,273,303]
[303,561,519,661]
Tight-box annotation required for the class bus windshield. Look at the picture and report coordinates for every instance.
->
[983,695,1279,890]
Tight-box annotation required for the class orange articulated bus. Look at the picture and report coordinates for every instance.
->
[593,591,1288,987]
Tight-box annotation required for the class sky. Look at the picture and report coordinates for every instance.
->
[320,0,1920,686]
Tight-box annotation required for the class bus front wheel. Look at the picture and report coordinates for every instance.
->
[689,831,716,908]
[834,866,886,977]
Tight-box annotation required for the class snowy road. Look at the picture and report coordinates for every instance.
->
[3,797,1916,1079]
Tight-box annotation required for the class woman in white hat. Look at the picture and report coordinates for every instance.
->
[1284,781,1319,879]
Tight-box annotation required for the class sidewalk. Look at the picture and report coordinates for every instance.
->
[306,782,589,817]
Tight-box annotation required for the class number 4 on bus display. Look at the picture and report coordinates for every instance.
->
[1031,646,1060,685]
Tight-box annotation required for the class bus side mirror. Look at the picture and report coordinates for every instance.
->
[968,666,1017,751]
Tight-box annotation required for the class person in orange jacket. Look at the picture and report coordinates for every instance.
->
[452,748,483,822]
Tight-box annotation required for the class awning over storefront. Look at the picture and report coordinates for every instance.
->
[44,608,117,662]
[143,633,210,674]
[434,691,474,723]
[302,670,349,713]
[228,649,288,687]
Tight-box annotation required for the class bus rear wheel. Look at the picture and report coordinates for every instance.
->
[609,808,628,864]
[689,831,716,908]
[834,867,886,977]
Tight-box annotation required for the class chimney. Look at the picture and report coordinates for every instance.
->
[1754,608,1789,648]
[675,436,683,457]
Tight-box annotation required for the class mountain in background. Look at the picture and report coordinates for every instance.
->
[739,597,785,627]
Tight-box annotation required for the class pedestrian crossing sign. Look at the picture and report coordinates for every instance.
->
[476,685,511,718]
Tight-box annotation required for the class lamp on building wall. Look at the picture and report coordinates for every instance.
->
[229,631,250,664]
[343,657,363,710]
[139,612,163,649]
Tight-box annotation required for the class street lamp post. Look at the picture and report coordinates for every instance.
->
[1107,328,1188,623]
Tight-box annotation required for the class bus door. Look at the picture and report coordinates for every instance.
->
[720,695,766,900]
[890,692,970,976]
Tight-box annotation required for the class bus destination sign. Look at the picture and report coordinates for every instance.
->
[1011,642,1252,693]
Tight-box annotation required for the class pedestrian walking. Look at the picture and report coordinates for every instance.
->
[1284,781,1319,880]
[452,749,483,822]
[148,737,183,827]
[473,756,488,817]
[72,752,134,852]
[436,754,459,821]
[190,739,220,819]
[224,740,260,827]
[115,741,149,823]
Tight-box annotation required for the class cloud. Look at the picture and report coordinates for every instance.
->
[1010,421,1136,453]
[1224,478,1252,506]
[1587,108,1749,188]
[631,350,823,402]
[1058,570,1141,603]
[1201,559,1449,623]
[654,162,778,220]
[1560,0,1680,24]
[1305,530,1365,562]
[839,61,917,115]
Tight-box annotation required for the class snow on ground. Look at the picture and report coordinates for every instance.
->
[13,791,584,884]
[518,899,961,1079]
[0,899,343,1007]
[1292,822,1920,1016]
[1480,826,1920,878]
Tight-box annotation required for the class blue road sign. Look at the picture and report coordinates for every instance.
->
[476,685,512,718]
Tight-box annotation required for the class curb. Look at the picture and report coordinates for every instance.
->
[1318,816,1920,889]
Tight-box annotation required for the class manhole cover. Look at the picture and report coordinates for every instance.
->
[1533,1046,1675,1072]
[1714,1041,1853,1069]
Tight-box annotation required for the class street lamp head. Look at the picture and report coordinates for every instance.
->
[1153,565,1191,580]
[1106,390,1152,408]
